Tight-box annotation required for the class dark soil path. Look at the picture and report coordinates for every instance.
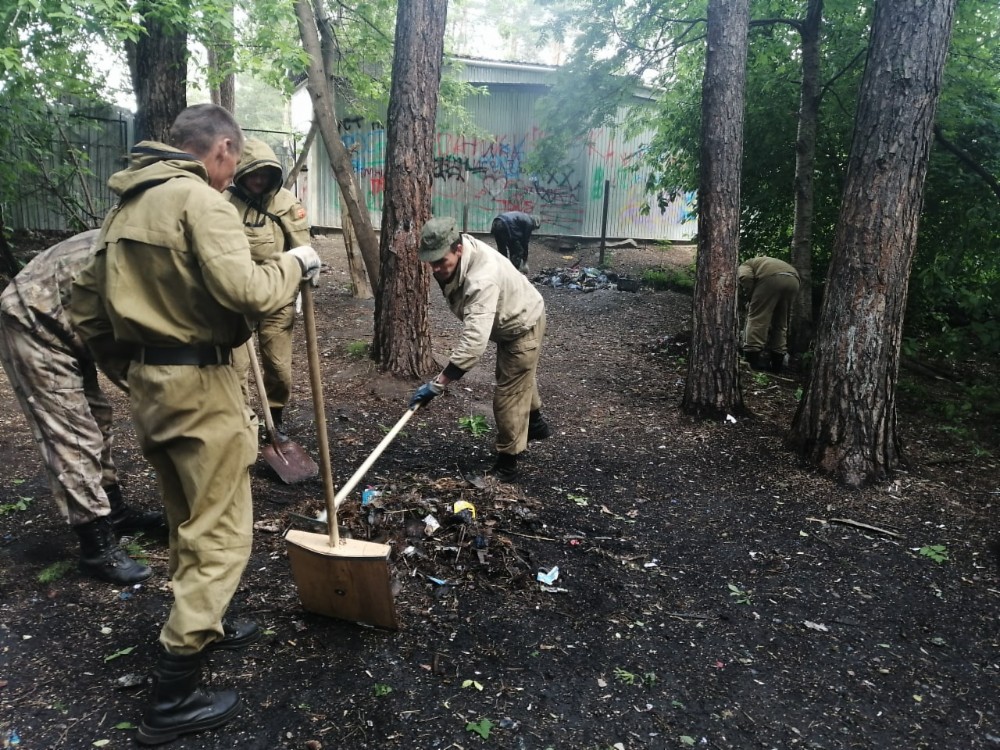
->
[0,232,998,750]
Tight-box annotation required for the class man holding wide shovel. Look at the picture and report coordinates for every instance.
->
[227,138,318,483]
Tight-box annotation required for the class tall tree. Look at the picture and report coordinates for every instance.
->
[786,0,823,355]
[125,4,189,142]
[206,0,236,113]
[372,0,447,376]
[682,0,750,418]
[293,0,382,287]
[788,0,957,487]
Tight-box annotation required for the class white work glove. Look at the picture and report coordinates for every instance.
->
[288,245,321,285]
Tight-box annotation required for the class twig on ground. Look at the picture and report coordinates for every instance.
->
[829,517,903,538]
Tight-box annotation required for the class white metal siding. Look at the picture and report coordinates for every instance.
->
[303,62,695,241]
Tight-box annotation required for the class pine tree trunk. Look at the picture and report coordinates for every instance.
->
[788,0,957,487]
[371,0,446,377]
[788,0,823,355]
[682,0,749,418]
[125,9,188,143]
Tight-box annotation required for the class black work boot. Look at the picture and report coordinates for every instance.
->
[742,349,769,371]
[136,650,242,746]
[486,452,519,481]
[528,410,552,441]
[769,351,787,374]
[206,619,261,652]
[269,407,289,443]
[74,517,153,585]
[105,484,168,538]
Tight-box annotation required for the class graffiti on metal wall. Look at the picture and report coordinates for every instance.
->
[336,117,694,238]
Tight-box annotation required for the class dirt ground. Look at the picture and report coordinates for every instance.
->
[1,231,998,750]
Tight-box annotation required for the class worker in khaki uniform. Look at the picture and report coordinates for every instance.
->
[70,104,321,746]
[0,230,163,586]
[410,217,551,480]
[738,256,801,373]
[226,138,311,442]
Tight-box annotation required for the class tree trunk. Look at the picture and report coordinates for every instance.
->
[682,0,750,418]
[371,0,445,377]
[293,0,382,288]
[284,122,318,190]
[341,194,373,299]
[207,1,236,114]
[125,8,188,143]
[788,0,957,487]
[788,0,823,355]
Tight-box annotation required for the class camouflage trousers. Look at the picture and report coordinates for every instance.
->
[232,300,295,410]
[494,310,546,455]
[0,313,116,526]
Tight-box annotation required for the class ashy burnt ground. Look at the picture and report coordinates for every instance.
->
[1,233,998,750]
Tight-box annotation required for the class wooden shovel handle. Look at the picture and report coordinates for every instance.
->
[330,406,417,514]
[245,339,284,457]
[300,282,339,546]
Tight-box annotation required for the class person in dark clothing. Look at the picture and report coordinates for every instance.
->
[490,211,540,272]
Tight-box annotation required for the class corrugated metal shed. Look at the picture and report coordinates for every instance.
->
[301,58,696,241]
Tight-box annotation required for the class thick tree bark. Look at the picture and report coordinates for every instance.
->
[125,9,188,143]
[293,0,381,287]
[682,0,749,418]
[371,0,445,377]
[788,0,823,355]
[788,0,957,487]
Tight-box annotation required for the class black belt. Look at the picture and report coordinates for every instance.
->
[134,345,232,366]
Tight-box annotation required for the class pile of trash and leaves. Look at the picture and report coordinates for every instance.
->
[532,266,641,292]
[287,474,547,592]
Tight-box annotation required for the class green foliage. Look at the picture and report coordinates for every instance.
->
[613,667,637,685]
[727,583,752,605]
[37,560,74,584]
[641,265,695,292]
[459,414,490,436]
[919,545,950,564]
[466,718,494,739]
[104,646,136,662]
[346,340,370,358]
[0,495,33,515]
[122,537,150,566]
[373,683,393,696]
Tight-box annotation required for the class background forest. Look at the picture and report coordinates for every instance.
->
[1,0,997,467]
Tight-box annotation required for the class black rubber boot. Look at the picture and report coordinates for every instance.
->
[105,484,167,538]
[136,650,242,746]
[206,619,261,652]
[269,407,289,443]
[528,410,551,441]
[74,517,153,585]
[486,452,519,481]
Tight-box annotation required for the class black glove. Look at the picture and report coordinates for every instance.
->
[409,379,444,408]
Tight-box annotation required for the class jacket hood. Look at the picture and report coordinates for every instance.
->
[233,138,283,201]
[108,142,208,200]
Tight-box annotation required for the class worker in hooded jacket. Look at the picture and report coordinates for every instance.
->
[226,138,312,442]
[70,104,321,745]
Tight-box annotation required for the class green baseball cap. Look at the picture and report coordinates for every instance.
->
[419,217,460,262]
